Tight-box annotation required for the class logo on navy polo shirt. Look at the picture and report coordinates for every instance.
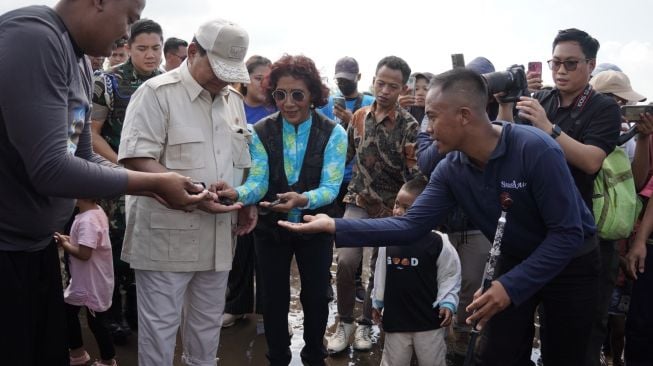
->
[500,180,527,189]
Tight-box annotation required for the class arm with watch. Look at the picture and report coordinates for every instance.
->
[515,96,615,175]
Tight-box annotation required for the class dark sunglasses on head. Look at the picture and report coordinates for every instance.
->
[272,89,306,102]
[547,59,591,71]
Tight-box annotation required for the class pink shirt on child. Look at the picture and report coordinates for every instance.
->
[64,207,114,312]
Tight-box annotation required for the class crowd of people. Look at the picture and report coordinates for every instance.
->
[1,1,652,366]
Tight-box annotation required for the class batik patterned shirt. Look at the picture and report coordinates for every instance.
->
[344,102,422,218]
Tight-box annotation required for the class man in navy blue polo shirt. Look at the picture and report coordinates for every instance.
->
[279,68,600,366]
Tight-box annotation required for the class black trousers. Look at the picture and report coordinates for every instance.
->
[65,303,115,360]
[225,232,263,314]
[584,239,619,366]
[254,220,332,366]
[108,225,137,327]
[625,244,653,366]
[0,242,69,365]
[478,247,600,366]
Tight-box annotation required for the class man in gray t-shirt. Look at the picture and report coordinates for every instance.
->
[0,1,221,364]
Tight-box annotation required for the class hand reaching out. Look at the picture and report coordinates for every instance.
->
[277,213,336,234]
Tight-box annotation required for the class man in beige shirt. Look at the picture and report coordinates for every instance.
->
[118,19,254,366]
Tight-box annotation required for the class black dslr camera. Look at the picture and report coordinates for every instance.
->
[482,65,529,103]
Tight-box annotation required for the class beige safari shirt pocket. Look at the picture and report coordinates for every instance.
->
[230,125,251,169]
[149,211,201,262]
[165,127,206,169]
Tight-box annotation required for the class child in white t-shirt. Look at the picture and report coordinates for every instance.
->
[55,198,116,366]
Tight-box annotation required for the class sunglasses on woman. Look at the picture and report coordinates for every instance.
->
[271,89,306,102]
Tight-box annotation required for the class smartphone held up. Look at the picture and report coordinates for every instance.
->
[622,105,653,122]
[451,53,465,69]
[407,76,416,97]
[527,61,542,76]
[333,96,346,110]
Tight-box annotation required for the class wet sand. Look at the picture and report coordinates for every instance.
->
[76,248,540,365]
[79,249,389,365]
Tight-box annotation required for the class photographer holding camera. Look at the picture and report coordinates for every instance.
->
[503,28,621,366]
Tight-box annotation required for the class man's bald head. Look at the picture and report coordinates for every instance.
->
[55,0,146,57]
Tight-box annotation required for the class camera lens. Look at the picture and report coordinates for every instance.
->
[481,65,528,103]
[483,71,514,96]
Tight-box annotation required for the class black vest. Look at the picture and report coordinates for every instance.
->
[383,231,444,333]
[254,110,337,221]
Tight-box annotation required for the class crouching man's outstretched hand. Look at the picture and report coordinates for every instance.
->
[277,213,336,234]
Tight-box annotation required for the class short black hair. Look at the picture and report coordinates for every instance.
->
[128,19,163,45]
[552,28,600,59]
[163,37,188,55]
[428,68,488,111]
[113,39,127,49]
[376,56,411,84]
[401,176,428,196]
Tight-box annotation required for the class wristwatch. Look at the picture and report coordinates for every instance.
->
[550,124,562,139]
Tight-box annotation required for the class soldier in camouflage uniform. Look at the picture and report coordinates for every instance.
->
[328,56,423,354]
[90,19,164,341]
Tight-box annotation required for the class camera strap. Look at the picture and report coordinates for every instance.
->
[570,84,594,120]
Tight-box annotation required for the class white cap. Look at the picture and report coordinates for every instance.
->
[195,19,250,83]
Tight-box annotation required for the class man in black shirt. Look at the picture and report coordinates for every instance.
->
[512,28,621,366]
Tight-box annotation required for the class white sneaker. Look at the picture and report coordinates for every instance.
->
[353,324,372,351]
[221,313,244,327]
[327,322,354,353]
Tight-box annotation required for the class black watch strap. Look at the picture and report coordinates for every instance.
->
[550,124,562,139]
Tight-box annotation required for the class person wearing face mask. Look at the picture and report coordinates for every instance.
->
[319,58,374,207]
[320,57,375,130]
[319,57,376,303]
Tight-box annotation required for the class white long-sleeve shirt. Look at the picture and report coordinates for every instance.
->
[372,231,461,314]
